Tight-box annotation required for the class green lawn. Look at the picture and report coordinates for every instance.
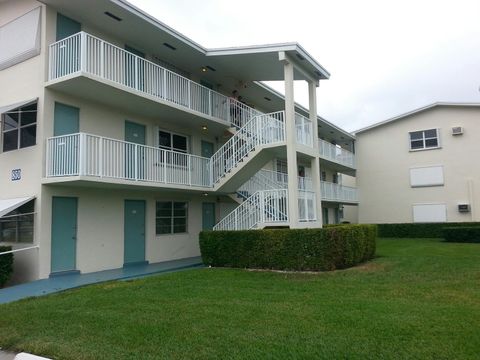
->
[0,238,479,360]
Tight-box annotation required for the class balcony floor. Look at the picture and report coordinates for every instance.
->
[45,73,230,134]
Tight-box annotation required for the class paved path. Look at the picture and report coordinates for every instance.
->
[0,351,16,360]
[0,257,203,305]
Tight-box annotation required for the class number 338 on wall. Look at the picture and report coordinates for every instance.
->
[11,169,21,181]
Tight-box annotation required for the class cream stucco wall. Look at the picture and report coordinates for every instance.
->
[0,0,48,283]
[356,105,480,223]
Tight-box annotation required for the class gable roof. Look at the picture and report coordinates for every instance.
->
[355,102,480,134]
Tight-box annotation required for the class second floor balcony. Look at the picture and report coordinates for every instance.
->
[48,32,260,128]
[318,138,356,171]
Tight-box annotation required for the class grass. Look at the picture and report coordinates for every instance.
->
[0,238,479,359]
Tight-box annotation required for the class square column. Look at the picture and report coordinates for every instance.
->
[283,60,299,228]
[308,80,323,227]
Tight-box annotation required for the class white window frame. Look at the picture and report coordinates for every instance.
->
[1,101,38,153]
[409,128,440,151]
[155,201,188,235]
[156,128,189,154]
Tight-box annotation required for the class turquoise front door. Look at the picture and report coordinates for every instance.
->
[125,121,146,180]
[202,203,216,230]
[201,140,214,158]
[56,13,81,41]
[54,102,79,136]
[124,200,146,265]
[51,197,78,273]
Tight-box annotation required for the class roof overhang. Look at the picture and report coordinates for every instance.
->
[39,0,329,82]
[355,102,480,134]
[0,196,35,218]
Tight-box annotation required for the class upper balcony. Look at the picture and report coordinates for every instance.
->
[47,32,260,129]
[318,138,356,173]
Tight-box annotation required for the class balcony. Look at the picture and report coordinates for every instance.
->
[45,133,211,190]
[320,181,358,204]
[318,138,356,171]
[295,113,313,147]
[48,32,260,127]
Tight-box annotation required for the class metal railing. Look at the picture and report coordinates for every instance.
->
[295,113,313,147]
[320,181,358,203]
[46,133,211,187]
[48,32,260,128]
[318,138,355,168]
[213,189,288,231]
[298,190,317,221]
[211,111,286,185]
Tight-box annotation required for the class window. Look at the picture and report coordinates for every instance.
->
[158,130,188,153]
[2,102,37,152]
[0,200,35,243]
[276,159,288,183]
[321,171,327,181]
[409,129,439,150]
[156,201,188,235]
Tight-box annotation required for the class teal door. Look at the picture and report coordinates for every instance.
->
[125,45,145,90]
[51,197,78,274]
[56,13,81,41]
[201,141,214,158]
[124,200,146,265]
[322,207,329,225]
[202,203,216,230]
[54,103,79,136]
[125,121,146,180]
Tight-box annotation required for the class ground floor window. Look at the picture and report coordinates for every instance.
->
[156,201,188,235]
[0,200,35,243]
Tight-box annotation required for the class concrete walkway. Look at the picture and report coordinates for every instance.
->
[0,351,16,360]
[0,257,203,305]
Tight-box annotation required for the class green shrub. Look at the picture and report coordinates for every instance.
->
[0,246,13,288]
[377,222,480,238]
[443,227,480,243]
[199,225,377,271]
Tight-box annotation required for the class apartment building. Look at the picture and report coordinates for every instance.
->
[355,103,480,224]
[0,0,357,284]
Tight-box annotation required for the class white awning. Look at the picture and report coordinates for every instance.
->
[0,98,37,115]
[0,196,35,218]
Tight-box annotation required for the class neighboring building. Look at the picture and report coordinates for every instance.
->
[355,103,480,224]
[0,0,357,284]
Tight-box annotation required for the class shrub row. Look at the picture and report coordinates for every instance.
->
[443,227,480,243]
[199,225,377,271]
[376,222,480,238]
[0,246,13,288]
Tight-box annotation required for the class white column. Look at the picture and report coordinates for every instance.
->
[309,80,323,227]
[284,60,299,227]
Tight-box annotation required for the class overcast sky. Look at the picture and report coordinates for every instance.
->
[129,0,480,132]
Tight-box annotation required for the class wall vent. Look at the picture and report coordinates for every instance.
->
[452,126,463,135]
[458,204,470,213]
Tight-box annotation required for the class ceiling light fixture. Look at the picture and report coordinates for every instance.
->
[202,125,208,131]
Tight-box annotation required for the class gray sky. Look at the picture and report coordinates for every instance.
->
[129,0,480,132]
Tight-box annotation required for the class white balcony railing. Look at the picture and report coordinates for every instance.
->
[295,113,313,147]
[320,181,358,203]
[48,32,261,128]
[298,190,317,222]
[318,138,355,169]
[46,133,211,187]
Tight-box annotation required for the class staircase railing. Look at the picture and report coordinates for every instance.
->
[213,189,288,231]
[210,111,285,185]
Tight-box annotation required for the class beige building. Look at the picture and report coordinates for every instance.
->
[355,103,480,224]
[0,0,357,284]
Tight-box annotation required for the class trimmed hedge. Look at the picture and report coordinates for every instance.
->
[377,222,480,238]
[0,246,13,288]
[199,225,377,271]
[443,227,480,243]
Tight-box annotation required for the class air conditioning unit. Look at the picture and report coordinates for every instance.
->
[452,126,464,135]
[458,204,470,213]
